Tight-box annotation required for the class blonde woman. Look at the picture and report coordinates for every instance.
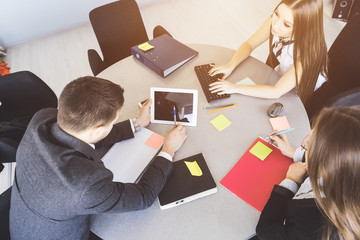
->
[209,0,328,107]
[256,107,360,240]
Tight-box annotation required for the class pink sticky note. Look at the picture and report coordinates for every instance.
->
[269,116,291,131]
[145,133,164,150]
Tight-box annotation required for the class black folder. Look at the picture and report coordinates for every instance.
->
[158,153,217,209]
[131,34,198,77]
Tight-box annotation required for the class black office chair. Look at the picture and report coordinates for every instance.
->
[0,119,27,174]
[328,87,360,108]
[87,0,172,76]
[0,71,58,122]
[0,71,58,180]
[0,187,11,240]
[306,13,360,121]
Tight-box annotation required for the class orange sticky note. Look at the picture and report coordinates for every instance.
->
[269,116,291,131]
[145,133,164,150]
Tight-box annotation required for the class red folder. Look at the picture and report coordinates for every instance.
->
[220,137,293,212]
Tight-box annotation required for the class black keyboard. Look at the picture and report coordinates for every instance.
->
[194,64,230,102]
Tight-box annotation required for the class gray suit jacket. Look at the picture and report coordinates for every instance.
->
[10,108,173,240]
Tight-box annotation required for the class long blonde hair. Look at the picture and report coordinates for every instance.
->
[308,107,360,240]
[269,0,328,105]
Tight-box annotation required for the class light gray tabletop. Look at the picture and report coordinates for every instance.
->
[90,44,311,240]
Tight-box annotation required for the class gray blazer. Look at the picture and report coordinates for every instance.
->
[10,108,173,240]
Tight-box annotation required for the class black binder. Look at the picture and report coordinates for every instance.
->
[158,153,217,209]
[131,34,198,77]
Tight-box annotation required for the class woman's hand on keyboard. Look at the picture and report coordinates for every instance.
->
[209,79,237,95]
[208,64,234,80]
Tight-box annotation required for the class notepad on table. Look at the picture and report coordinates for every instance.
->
[269,116,291,131]
[249,141,273,161]
[236,77,256,85]
[220,137,293,212]
[101,128,164,183]
[210,114,232,131]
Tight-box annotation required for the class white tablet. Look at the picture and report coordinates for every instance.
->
[150,87,198,126]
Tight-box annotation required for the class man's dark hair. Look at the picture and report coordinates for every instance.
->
[58,76,124,132]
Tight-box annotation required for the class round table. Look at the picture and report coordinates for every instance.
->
[90,44,310,240]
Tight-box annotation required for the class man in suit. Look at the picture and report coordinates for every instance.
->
[9,76,187,240]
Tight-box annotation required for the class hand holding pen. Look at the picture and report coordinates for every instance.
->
[267,129,296,159]
[264,128,295,139]
[173,105,177,127]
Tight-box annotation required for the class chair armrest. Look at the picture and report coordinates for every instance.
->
[0,138,18,164]
[88,49,106,76]
[153,25,173,39]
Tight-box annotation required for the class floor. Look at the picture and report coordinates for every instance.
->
[0,0,345,193]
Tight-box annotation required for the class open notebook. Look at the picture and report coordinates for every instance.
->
[101,128,164,183]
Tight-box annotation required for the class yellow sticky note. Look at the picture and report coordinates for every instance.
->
[249,141,273,161]
[138,42,154,51]
[210,114,232,131]
[184,161,203,176]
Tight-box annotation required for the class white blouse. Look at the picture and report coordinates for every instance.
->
[272,35,326,91]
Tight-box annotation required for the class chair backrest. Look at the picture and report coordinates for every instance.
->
[306,13,360,121]
[0,120,27,164]
[0,71,58,122]
[0,187,11,240]
[328,87,360,108]
[89,0,149,68]
[327,13,360,94]
[0,71,57,168]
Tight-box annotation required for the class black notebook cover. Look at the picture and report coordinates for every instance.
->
[158,153,217,209]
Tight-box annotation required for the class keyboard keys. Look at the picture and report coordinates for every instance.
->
[194,64,230,102]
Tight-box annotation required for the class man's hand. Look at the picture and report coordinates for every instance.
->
[286,162,308,184]
[136,98,152,128]
[162,125,187,158]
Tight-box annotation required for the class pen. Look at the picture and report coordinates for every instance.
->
[207,104,238,114]
[173,106,176,126]
[203,104,235,110]
[264,128,295,139]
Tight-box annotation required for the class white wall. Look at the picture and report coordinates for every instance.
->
[0,0,160,47]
